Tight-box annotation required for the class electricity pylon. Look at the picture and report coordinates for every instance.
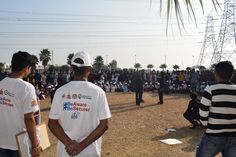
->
[197,14,216,67]
[210,0,236,66]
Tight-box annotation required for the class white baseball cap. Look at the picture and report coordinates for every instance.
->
[71,51,92,67]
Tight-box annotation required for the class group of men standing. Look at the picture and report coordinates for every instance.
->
[133,71,165,106]
[1,51,236,157]
[0,51,111,157]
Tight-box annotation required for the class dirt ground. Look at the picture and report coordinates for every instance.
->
[39,92,212,157]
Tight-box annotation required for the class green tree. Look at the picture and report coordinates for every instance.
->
[67,53,74,65]
[198,65,206,71]
[147,64,154,70]
[93,56,104,72]
[60,65,70,72]
[134,63,141,70]
[0,62,4,71]
[109,59,118,70]
[210,63,217,70]
[186,67,191,71]
[39,49,51,72]
[48,65,55,72]
[159,64,167,70]
[31,55,39,64]
[173,65,180,70]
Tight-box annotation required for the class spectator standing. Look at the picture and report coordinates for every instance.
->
[34,70,42,86]
[48,51,111,157]
[190,69,199,92]
[0,51,42,157]
[197,61,236,157]
[158,71,165,104]
[133,72,144,106]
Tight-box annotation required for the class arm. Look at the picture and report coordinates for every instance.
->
[79,119,109,150]
[24,112,42,156]
[199,86,212,126]
[48,119,73,146]
[65,119,109,156]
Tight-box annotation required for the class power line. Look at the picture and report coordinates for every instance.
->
[0,10,162,20]
[0,10,181,20]
[0,17,198,25]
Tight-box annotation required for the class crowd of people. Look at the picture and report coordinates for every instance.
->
[1,51,236,157]
[0,63,218,101]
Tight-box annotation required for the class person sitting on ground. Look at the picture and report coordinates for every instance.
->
[183,92,201,128]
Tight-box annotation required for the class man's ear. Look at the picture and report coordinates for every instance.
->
[22,66,29,73]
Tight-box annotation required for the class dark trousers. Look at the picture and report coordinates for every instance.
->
[135,90,143,105]
[158,89,163,103]
[183,111,200,126]
[0,148,19,157]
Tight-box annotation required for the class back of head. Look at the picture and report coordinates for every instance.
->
[215,61,234,81]
[71,51,92,77]
[71,51,92,68]
[11,51,35,72]
[190,92,197,100]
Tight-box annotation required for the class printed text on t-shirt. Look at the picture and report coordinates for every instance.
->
[63,102,90,112]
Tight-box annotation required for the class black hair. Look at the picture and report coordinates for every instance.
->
[11,51,35,72]
[190,92,197,100]
[215,61,234,81]
[71,65,90,77]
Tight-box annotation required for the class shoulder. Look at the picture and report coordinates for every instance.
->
[206,83,236,92]
[3,78,35,91]
[87,81,105,93]
[21,80,36,92]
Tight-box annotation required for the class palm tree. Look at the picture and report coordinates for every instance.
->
[109,59,118,70]
[93,56,104,72]
[0,62,4,71]
[67,53,74,65]
[60,65,70,72]
[210,63,217,70]
[39,49,51,72]
[30,55,39,70]
[186,67,191,71]
[147,64,154,70]
[197,65,206,71]
[134,63,141,70]
[31,55,39,64]
[159,64,167,71]
[173,64,180,70]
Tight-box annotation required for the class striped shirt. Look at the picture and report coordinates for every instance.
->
[200,81,236,136]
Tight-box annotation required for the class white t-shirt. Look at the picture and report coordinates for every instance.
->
[0,77,39,150]
[49,81,111,157]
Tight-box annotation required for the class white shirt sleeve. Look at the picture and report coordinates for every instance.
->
[23,84,39,114]
[49,90,61,120]
[98,91,111,120]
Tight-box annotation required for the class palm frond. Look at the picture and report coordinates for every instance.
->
[174,0,185,34]
[185,0,197,23]
[164,0,220,34]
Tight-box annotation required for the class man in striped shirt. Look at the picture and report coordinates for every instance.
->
[196,61,236,157]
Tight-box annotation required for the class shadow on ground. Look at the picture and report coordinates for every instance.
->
[110,102,160,114]
[151,126,205,153]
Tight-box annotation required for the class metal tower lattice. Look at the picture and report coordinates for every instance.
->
[210,0,236,66]
[197,14,216,67]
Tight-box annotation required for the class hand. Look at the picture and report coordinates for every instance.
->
[65,140,81,156]
[31,145,43,157]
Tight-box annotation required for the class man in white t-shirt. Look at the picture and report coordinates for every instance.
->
[48,51,111,157]
[0,51,42,157]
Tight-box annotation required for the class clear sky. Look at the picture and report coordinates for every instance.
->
[0,0,222,69]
